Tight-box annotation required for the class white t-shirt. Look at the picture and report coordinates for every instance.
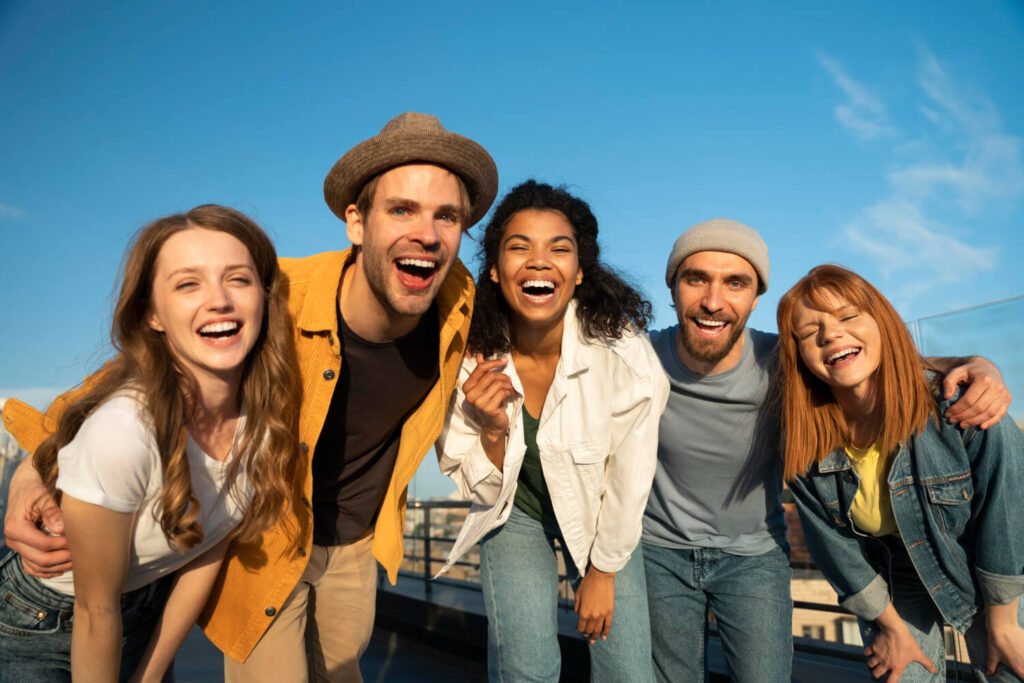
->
[39,393,252,595]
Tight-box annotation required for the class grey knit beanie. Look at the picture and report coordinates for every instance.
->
[664,218,769,294]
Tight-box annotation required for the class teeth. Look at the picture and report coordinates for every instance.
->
[522,280,555,291]
[696,318,725,328]
[200,321,239,334]
[397,258,436,269]
[827,348,858,364]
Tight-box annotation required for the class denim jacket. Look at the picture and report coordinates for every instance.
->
[788,394,1024,632]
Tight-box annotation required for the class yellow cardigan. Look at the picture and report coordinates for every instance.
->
[1,249,475,662]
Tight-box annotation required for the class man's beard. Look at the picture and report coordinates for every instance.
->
[678,316,746,365]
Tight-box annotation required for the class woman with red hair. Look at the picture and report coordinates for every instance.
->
[777,264,1024,682]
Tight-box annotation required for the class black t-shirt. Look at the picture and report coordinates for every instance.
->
[311,304,439,546]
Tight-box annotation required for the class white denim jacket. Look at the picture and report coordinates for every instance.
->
[436,302,669,577]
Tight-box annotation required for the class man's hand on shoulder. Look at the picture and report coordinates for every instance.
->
[3,457,71,577]
[928,355,1011,430]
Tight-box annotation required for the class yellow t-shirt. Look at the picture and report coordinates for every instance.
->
[845,439,899,537]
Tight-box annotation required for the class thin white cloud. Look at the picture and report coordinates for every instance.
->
[824,45,1022,308]
[0,203,26,218]
[818,53,897,140]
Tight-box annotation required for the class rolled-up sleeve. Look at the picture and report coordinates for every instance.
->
[788,474,891,622]
[964,414,1024,606]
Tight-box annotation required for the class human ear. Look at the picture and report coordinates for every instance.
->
[148,311,165,333]
[489,265,499,284]
[345,205,364,246]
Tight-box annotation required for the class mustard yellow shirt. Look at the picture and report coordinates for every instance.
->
[845,439,899,537]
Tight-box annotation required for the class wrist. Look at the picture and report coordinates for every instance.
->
[587,566,616,580]
[480,428,506,446]
[986,600,1021,629]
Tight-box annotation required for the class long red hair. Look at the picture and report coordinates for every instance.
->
[776,264,936,481]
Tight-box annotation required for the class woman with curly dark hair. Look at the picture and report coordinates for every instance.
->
[436,180,669,682]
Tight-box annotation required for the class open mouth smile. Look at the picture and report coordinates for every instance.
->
[197,320,243,344]
[395,257,439,290]
[825,346,861,367]
[520,279,557,303]
[691,316,731,337]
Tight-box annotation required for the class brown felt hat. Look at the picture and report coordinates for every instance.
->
[323,112,498,228]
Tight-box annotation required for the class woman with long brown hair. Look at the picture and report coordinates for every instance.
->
[0,205,302,682]
[778,264,1024,682]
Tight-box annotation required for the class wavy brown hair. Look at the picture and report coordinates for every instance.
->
[33,205,302,551]
[776,264,936,481]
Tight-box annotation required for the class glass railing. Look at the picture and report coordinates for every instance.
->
[909,294,1024,426]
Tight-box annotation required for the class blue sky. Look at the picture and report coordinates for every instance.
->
[2,1,1022,497]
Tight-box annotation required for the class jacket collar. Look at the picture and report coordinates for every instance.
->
[557,300,591,378]
[293,247,473,342]
[294,250,348,334]
[818,447,852,473]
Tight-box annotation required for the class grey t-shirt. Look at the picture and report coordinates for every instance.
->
[642,326,787,556]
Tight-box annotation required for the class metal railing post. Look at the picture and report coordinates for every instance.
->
[423,503,432,595]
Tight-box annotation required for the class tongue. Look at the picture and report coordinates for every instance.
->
[396,263,433,289]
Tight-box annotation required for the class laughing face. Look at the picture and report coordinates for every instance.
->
[672,250,759,375]
[490,209,583,335]
[147,227,265,390]
[345,164,464,332]
[792,289,881,403]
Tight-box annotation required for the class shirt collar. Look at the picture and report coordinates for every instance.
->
[293,247,473,342]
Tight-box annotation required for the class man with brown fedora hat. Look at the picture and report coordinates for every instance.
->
[2,112,498,682]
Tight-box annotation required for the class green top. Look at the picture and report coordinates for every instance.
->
[513,405,559,528]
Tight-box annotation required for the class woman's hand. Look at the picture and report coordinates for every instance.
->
[864,604,938,681]
[462,355,518,469]
[574,566,616,644]
[986,599,1024,678]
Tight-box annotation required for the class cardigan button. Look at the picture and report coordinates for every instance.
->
[323,369,336,381]
[300,442,309,453]
[298,547,307,557]
[265,606,277,617]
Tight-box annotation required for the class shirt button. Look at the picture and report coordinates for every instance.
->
[265,606,277,617]
[323,369,335,380]
[843,474,854,483]
[300,442,309,453]
[298,547,307,557]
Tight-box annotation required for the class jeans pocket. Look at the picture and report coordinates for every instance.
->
[0,588,63,635]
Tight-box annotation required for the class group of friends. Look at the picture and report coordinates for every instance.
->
[0,112,1021,683]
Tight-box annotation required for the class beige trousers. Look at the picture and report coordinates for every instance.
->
[224,534,377,683]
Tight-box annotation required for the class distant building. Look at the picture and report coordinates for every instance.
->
[0,404,30,540]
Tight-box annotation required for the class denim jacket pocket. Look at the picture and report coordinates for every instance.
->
[925,475,974,537]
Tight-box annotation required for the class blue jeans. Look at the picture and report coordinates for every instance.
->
[643,542,793,683]
[479,506,654,683]
[0,547,174,682]
[859,538,1024,682]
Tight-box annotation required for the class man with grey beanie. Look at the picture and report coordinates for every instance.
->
[640,218,1010,682]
